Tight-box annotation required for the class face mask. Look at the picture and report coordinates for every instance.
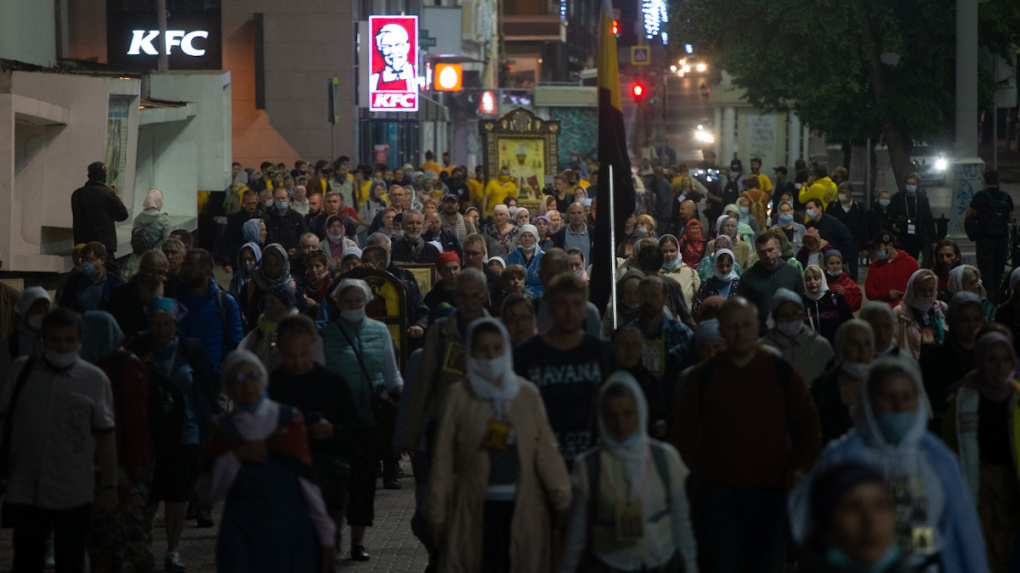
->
[875,410,916,443]
[264,199,274,207]
[243,263,256,275]
[727,171,739,180]
[44,349,77,370]
[777,320,804,337]
[840,194,852,204]
[914,295,936,307]
[328,233,343,242]
[826,269,842,279]
[841,362,869,379]
[469,353,511,383]
[81,262,99,278]
[905,184,917,194]
[26,313,44,331]
[875,249,889,260]
[636,226,648,236]
[739,206,750,215]
[520,242,537,252]
[499,175,510,183]
[663,258,681,271]
[779,213,793,225]
[275,201,289,211]
[340,308,365,323]
[805,208,816,220]
[574,269,585,278]
[878,198,891,207]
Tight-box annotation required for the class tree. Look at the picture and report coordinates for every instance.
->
[672,0,1020,189]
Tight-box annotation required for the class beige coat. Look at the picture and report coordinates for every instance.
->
[427,377,572,573]
[660,262,701,312]
[893,300,948,360]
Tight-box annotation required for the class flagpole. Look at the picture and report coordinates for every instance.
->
[609,164,618,331]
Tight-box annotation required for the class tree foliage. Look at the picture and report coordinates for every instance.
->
[671,0,1020,186]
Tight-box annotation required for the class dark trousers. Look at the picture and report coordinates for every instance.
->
[977,237,1009,302]
[846,242,860,282]
[9,503,92,573]
[692,481,787,573]
[480,500,515,573]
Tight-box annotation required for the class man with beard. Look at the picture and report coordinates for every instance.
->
[423,210,461,257]
[108,249,169,338]
[440,193,469,243]
[304,192,324,228]
[391,210,440,264]
[932,238,962,296]
[172,248,243,379]
[446,166,471,206]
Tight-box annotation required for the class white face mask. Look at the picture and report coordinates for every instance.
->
[44,349,78,370]
[340,308,365,323]
[469,353,512,383]
[777,320,804,337]
[841,362,870,379]
[26,313,44,331]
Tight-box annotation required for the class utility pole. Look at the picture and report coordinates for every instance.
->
[948,0,984,239]
[157,0,169,71]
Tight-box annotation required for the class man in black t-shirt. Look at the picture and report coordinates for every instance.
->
[966,169,1014,301]
[513,273,614,467]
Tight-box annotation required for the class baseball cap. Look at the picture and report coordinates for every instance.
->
[871,230,894,247]
[442,192,459,202]
[773,166,788,175]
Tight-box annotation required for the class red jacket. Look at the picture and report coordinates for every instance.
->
[864,251,919,304]
[96,349,154,469]
[828,271,862,311]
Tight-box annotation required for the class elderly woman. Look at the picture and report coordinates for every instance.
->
[129,298,218,573]
[428,318,571,573]
[533,215,554,251]
[810,319,875,444]
[760,288,835,385]
[658,234,701,306]
[893,269,948,360]
[691,248,740,319]
[560,371,698,573]
[124,188,173,278]
[723,202,757,243]
[357,181,388,238]
[0,286,51,375]
[920,292,985,431]
[796,228,836,270]
[770,200,807,253]
[203,350,336,572]
[484,204,519,258]
[790,358,989,572]
[945,264,997,322]
[803,264,854,346]
[504,224,545,298]
[319,279,403,561]
[239,282,304,373]
[321,215,358,266]
[243,217,267,247]
[709,214,752,269]
[82,311,155,573]
[239,243,304,330]
[944,331,1020,573]
[678,218,707,268]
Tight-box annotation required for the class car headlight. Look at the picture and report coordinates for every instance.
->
[696,63,707,72]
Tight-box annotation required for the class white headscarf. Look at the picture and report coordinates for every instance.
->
[15,286,50,316]
[330,278,372,306]
[766,287,806,333]
[465,318,519,420]
[947,264,984,298]
[803,264,830,302]
[902,269,938,314]
[713,248,739,282]
[142,188,164,212]
[518,224,540,244]
[597,371,650,486]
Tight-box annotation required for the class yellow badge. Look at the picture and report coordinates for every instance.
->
[614,499,644,541]
[481,418,511,451]
[441,342,466,375]
[920,327,935,345]
[911,527,934,554]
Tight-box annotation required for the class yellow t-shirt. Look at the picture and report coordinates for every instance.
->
[468,178,485,204]
[577,179,590,189]
[421,160,442,174]
[359,180,373,205]
[484,180,518,217]
[754,172,773,195]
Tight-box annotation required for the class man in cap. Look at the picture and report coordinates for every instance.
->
[864,230,919,305]
[440,193,469,243]
[71,162,129,269]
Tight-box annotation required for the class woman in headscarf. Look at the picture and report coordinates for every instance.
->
[677,218,707,268]
[484,204,520,258]
[357,181,388,242]
[128,298,218,573]
[823,250,862,311]
[803,264,854,346]
[658,234,700,308]
[797,462,907,573]
[560,371,698,573]
[238,281,307,373]
[790,358,989,572]
[0,286,51,376]
[723,202,757,244]
[994,267,1020,355]
[893,269,947,360]
[202,350,336,573]
[321,215,357,267]
[319,279,403,562]
[769,200,806,254]
[229,242,262,301]
[705,215,751,270]
[945,264,997,322]
[760,288,835,385]
[124,188,173,278]
[82,311,156,573]
[534,215,554,251]
[810,320,875,444]
[242,217,267,247]
[427,318,570,572]
[691,247,740,319]
[796,228,836,270]
[503,224,545,298]
[943,331,1020,573]
[919,292,985,431]
[239,243,304,330]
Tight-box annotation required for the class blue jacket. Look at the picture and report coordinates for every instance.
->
[59,270,126,314]
[503,247,545,298]
[175,278,243,373]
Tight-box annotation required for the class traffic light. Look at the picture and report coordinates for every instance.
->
[632,83,645,101]
[612,20,620,37]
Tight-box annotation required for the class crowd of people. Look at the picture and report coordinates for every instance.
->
[0,154,1017,573]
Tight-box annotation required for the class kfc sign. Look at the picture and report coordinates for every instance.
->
[369,15,419,113]
[106,11,222,70]
[127,30,209,57]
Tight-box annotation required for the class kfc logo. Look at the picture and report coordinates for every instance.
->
[368,16,418,113]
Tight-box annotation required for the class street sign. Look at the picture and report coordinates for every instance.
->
[631,46,650,66]
[419,30,437,48]
[329,77,340,124]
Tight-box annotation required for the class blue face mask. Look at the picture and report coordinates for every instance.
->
[81,262,99,278]
[878,198,891,208]
[275,201,289,211]
[520,242,537,252]
[875,410,916,443]
[905,184,917,194]
[875,249,889,260]
[663,258,681,271]
[779,213,794,225]
[264,199,274,208]
[328,233,343,242]
[825,544,901,573]
[806,208,816,220]
[739,206,750,215]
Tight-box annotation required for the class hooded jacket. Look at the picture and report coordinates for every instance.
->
[789,358,989,573]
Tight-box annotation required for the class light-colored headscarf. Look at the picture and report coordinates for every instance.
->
[596,371,650,500]
[252,244,293,291]
[235,242,262,280]
[142,188,164,212]
[715,214,738,239]
[973,331,1019,403]
[902,269,938,314]
[767,287,806,333]
[518,224,539,244]
[465,318,520,420]
[220,349,270,412]
[947,264,985,298]
[330,278,372,306]
[803,264,830,302]
[243,218,264,245]
[713,248,739,282]
[80,311,125,363]
[15,287,50,316]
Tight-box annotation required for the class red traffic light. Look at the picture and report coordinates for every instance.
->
[632,84,645,98]
[612,20,620,36]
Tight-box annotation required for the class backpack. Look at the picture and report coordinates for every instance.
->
[979,188,1012,238]
[746,190,769,230]
[130,226,156,255]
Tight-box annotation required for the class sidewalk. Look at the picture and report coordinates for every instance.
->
[0,461,428,572]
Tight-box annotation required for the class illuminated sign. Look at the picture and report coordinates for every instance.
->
[107,11,222,70]
[369,15,419,113]
[434,63,463,91]
[127,30,209,56]
[479,90,497,115]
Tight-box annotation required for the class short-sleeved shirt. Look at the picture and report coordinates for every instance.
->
[483,181,519,217]
[1,356,115,509]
